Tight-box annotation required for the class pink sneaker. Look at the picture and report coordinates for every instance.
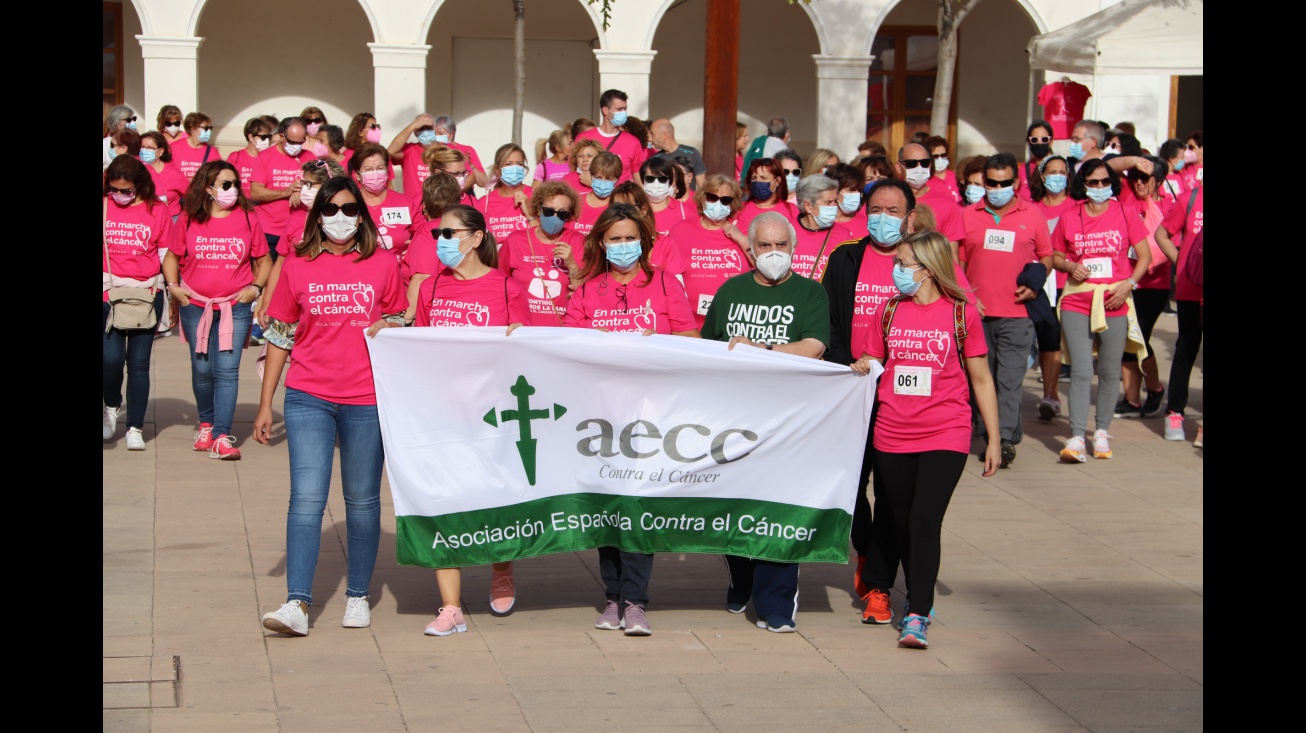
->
[193,423,214,451]
[424,606,467,636]
[489,563,516,614]
[209,434,241,460]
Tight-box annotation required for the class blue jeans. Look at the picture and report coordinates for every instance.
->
[102,292,164,430]
[282,388,384,605]
[179,301,252,437]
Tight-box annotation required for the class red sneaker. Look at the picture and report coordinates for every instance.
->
[854,556,869,599]
[862,589,893,625]
[209,434,241,460]
[193,423,214,451]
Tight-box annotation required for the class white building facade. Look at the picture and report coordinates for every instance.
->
[106,0,1195,189]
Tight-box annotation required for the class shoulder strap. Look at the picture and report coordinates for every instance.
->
[953,299,968,371]
[604,132,623,151]
[880,297,901,342]
[103,198,114,280]
[810,226,835,279]
[1185,183,1200,218]
[503,272,509,310]
[201,144,212,165]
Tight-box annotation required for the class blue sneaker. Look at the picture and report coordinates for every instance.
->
[756,615,796,633]
[897,614,930,648]
[899,601,935,628]
[725,586,748,614]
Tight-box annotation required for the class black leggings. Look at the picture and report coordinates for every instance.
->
[1165,300,1203,415]
[1121,288,1168,364]
[863,449,966,616]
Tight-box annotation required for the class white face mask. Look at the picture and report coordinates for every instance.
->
[254,137,271,152]
[933,157,949,172]
[283,143,304,157]
[322,211,359,244]
[643,181,672,202]
[299,184,318,208]
[904,167,931,189]
[755,250,792,281]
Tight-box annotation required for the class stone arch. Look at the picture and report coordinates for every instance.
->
[420,0,606,48]
[863,0,1049,56]
[188,0,382,41]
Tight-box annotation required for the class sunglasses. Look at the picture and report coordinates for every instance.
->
[254,133,271,141]
[1084,178,1112,188]
[123,116,138,123]
[930,153,948,160]
[198,125,213,132]
[164,120,181,127]
[367,123,381,130]
[643,175,671,185]
[321,202,362,216]
[704,193,735,206]
[900,159,930,169]
[1186,143,1199,150]
[782,168,802,176]
[436,227,472,240]
[210,180,239,191]
[1028,136,1051,144]
[1128,172,1151,183]
[284,138,307,145]
[983,178,1015,188]
[541,206,573,221]
[108,185,135,196]
[304,117,325,124]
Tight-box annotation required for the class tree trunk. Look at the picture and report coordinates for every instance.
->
[930,0,982,138]
[703,0,741,177]
[512,0,526,146]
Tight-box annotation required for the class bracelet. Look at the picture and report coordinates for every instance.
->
[252,283,264,295]
[1127,278,1138,289]
[167,282,179,288]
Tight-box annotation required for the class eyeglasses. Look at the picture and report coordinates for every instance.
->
[308,159,329,170]
[254,133,271,141]
[108,185,135,196]
[321,202,362,217]
[892,258,923,270]
[899,159,930,169]
[1084,178,1112,188]
[984,178,1015,188]
[141,146,159,152]
[367,123,381,130]
[614,283,629,313]
[1028,136,1051,144]
[643,175,671,185]
[285,137,307,145]
[436,227,472,240]
[541,206,573,221]
[304,117,325,124]
[1186,143,1199,150]
[211,180,239,191]
[704,193,735,206]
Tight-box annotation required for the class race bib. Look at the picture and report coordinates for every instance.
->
[1046,217,1059,235]
[1196,168,1203,181]
[984,229,1015,253]
[697,293,714,316]
[893,366,932,397]
[1127,246,1137,260]
[1083,257,1113,280]
[158,194,168,203]
[381,207,411,226]
[1164,180,1180,197]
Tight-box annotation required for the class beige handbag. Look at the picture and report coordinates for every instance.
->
[103,199,159,332]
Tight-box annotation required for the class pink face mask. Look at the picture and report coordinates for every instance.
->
[1183,149,1198,164]
[360,170,388,193]
[306,122,322,137]
[213,187,239,209]
[366,127,383,144]
[110,192,135,207]
[313,142,329,157]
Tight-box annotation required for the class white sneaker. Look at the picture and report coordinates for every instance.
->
[342,596,371,628]
[125,427,146,451]
[103,404,120,441]
[1059,436,1087,463]
[1091,429,1113,459]
[262,600,309,636]
[1164,412,1185,441]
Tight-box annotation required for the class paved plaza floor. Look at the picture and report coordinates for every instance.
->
[104,313,1202,732]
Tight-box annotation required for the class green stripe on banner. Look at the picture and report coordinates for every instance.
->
[396,493,851,568]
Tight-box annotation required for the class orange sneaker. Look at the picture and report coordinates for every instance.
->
[861,588,893,625]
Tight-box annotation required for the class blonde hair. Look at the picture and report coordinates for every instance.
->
[904,231,969,303]
[570,138,604,169]
[535,129,571,167]
[806,148,838,175]
[911,202,937,234]
[492,143,528,178]
[422,143,465,171]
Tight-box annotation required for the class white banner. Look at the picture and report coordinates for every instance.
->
[366,327,879,566]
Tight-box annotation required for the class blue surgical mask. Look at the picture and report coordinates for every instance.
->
[964,184,985,204]
[108,147,119,161]
[704,200,731,222]
[813,205,838,229]
[499,165,527,187]
[198,128,212,143]
[867,213,904,246]
[126,121,138,131]
[417,130,438,146]
[1174,158,1185,171]
[1043,174,1067,194]
[1086,186,1113,204]
[892,264,925,296]
[840,192,861,214]
[750,181,774,201]
[611,110,628,126]
[785,174,800,191]
[437,235,468,268]
[540,214,565,236]
[435,134,450,144]
[591,178,615,198]
[139,149,157,165]
[986,186,1015,208]
[605,241,641,270]
[1069,142,1085,159]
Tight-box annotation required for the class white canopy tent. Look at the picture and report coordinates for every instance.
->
[1027,0,1204,76]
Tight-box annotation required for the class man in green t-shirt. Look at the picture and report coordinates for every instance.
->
[701,210,831,632]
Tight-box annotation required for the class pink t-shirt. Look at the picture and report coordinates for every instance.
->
[278,209,311,258]
[564,270,697,334]
[1037,81,1092,139]
[474,186,532,242]
[533,160,571,183]
[265,248,407,405]
[573,195,610,237]
[959,199,1052,319]
[146,162,188,220]
[574,129,644,183]
[735,200,800,235]
[1162,184,1203,302]
[931,172,961,204]
[498,226,586,327]
[915,185,966,242]
[414,268,529,328]
[170,140,216,182]
[792,222,843,281]
[1053,199,1149,317]
[652,199,693,238]
[848,246,972,361]
[366,189,422,261]
[253,145,314,237]
[445,141,485,176]
[226,149,260,198]
[650,235,685,275]
[103,199,171,299]
[399,143,432,197]
[170,210,268,302]
[561,171,591,197]
[1181,163,1203,190]
[866,296,987,454]
[1034,196,1076,289]
[834,212,868,245]
[1125,195,1170,291]
[669,218,752,328]
[1160,172,1186,208]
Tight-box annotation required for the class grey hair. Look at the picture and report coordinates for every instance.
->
[748,210,796,248]
[434,115,457,134]
[105,104,136,130]
[767,116,790,138]
[794,174,838,208]
[1073,119,1104,148]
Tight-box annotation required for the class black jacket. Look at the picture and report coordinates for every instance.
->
[822,236,874,366]
[1016,262,1056,327]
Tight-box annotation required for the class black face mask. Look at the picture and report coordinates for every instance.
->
[1029,143,1051,159]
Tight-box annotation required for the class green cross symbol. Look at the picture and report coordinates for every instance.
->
[483,375,567,486]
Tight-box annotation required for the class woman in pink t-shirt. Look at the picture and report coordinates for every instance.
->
[638,157,693,238]
[574,152,622,236]
[225,117,274,200]
[172,112,218,183]
[342,112,395,186]
[162,160,272,460]
[532,129,572,184]
[498,181,585,326]
[254,176,408,638]
[412,204,530,637]
[139,131,188,221]
[669,175,752,328]
[565,204,697,636]
[561,138,603,197]
[300,106,330,159]
[738,158,801,234]
[826,163,870,244]
[851,231,1000,649]
[102,156,170,451]
[349,143,420,266]
[611,183,684,275]
[402,172,469,316]
[475,143,532,242]
[157,105,185,148]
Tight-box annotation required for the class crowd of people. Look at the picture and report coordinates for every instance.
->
[101,91,1203,649]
